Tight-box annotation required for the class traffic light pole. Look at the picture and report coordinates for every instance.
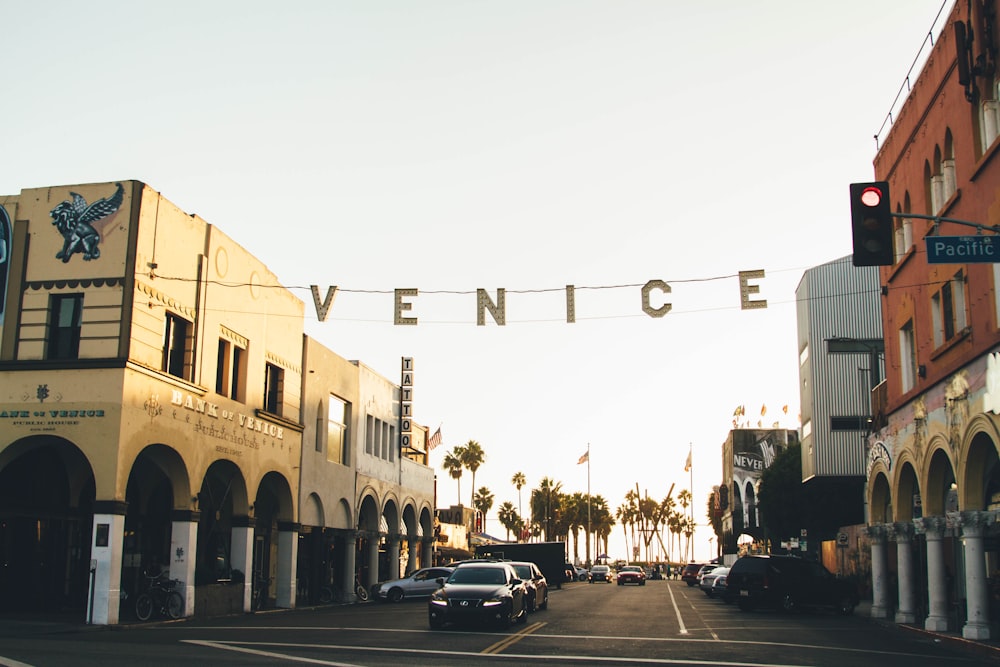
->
[895,211,1000,235]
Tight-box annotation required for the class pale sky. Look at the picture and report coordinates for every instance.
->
[3,1,951,562]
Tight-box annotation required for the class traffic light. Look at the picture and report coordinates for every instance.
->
[850,181,894,266]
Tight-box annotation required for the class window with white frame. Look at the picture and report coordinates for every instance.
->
[47,294,83,360]
[899,319,917,393]
[216,337,246,401]
[931,270,967,348]
[163,312,193,380]
[327,394,349,465]
[264,362,284,416]
[994,263,1000,325]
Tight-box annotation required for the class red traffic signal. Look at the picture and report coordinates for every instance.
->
[850,181,894,266]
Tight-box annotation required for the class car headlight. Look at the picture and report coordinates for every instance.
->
[429,592,448,606]
[482,596,505,607]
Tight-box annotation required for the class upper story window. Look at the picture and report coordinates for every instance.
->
[216,337,247,402]
[899,319,917,394]
[264,362,284,416]
[931,269,968,348]
[893,192,914,263]
[163,312,192,380]
[47,294,83,360]
[364,414,396,462]
[327,394,350,465]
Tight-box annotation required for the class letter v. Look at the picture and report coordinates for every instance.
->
[311,285,339,322]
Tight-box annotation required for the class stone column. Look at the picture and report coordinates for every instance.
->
[365,531,381,593]
[422,537,435,569]
[865,524,891,618]
[914,516,949,631]
[169,510,200,618]
[231,516,255,612]
[387,534,401,581]
[890,522,917,623]
[959,511,994,640]
[340,531,357,603]
[275,521,299,608]
[88,501,127,625]
[406,537,419,574]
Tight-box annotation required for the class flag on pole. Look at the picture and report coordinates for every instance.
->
[577,451,589,465]
[428,426,442,451]
[684,450,692,472]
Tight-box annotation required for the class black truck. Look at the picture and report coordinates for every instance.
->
[475,541,569,588]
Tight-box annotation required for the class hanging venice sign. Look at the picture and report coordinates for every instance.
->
[309,271,768,325]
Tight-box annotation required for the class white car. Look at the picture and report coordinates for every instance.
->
[699,566,730,597]
[373,566,455,602]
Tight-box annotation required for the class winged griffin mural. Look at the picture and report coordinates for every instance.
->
[49,183,124,262]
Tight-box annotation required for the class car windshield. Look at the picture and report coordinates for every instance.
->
[621,566,641,573]
[449,567,507,585]
[512,565,533,579]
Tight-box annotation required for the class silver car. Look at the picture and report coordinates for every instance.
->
[373,566,455,602]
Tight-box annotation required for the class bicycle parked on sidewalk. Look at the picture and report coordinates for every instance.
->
[135,570,184,621]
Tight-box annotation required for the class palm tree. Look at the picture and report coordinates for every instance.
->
[497,501,519,541]
[678,488,692,561]
[459,440,485,510]
[442,450,464,505]
[529,477,562,542]
[473,486,494,535]
[511,471,526,524]
[590,495,614,561]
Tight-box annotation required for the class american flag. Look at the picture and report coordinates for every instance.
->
[428,426,442,451]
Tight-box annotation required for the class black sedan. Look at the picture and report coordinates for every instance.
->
[508,561,549,612]
[428,561,528,629]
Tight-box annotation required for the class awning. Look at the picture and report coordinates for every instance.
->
[436,546,473,562]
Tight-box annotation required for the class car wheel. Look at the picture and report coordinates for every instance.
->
[837,596,856,616]
[640,580,645,586]
[781,594,797,613]
[517,599,528,624]
[387,587,404,603]
[539,592,548,610]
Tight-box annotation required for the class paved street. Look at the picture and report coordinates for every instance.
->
[1,578,998,666]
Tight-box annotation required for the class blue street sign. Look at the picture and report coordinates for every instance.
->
[925,235,999,263]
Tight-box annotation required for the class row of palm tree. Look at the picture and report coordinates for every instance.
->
[615,488,696,564]
[440,441,694,564]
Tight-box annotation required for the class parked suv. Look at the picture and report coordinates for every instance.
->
[728,554,858,615]
[680,562,705,586]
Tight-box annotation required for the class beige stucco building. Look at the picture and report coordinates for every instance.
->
[0,180,435,623]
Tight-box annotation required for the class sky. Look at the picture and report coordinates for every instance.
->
[4,1,952,563]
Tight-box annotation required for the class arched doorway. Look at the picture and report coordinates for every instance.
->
[0,437,95,613]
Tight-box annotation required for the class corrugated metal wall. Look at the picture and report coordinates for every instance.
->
[796,256,882,478]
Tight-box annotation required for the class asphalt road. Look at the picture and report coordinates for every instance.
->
[0,578,995,666]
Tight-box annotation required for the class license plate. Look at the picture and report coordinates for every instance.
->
[740,590,749,597]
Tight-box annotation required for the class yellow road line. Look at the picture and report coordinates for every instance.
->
[481,621,547,654]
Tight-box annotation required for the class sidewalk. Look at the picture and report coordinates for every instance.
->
[856,600,1000,661]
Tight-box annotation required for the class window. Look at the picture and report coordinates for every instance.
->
[830,416,867,431]
[994,263,1000,326]
[327,394,349,465]
[163,313,192,380]
[931,270,967,348]
[364,415,396,462]
[264,362,284,416]
[899,320,917,393]
[216,338,246,401]
[47,294,83,360]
